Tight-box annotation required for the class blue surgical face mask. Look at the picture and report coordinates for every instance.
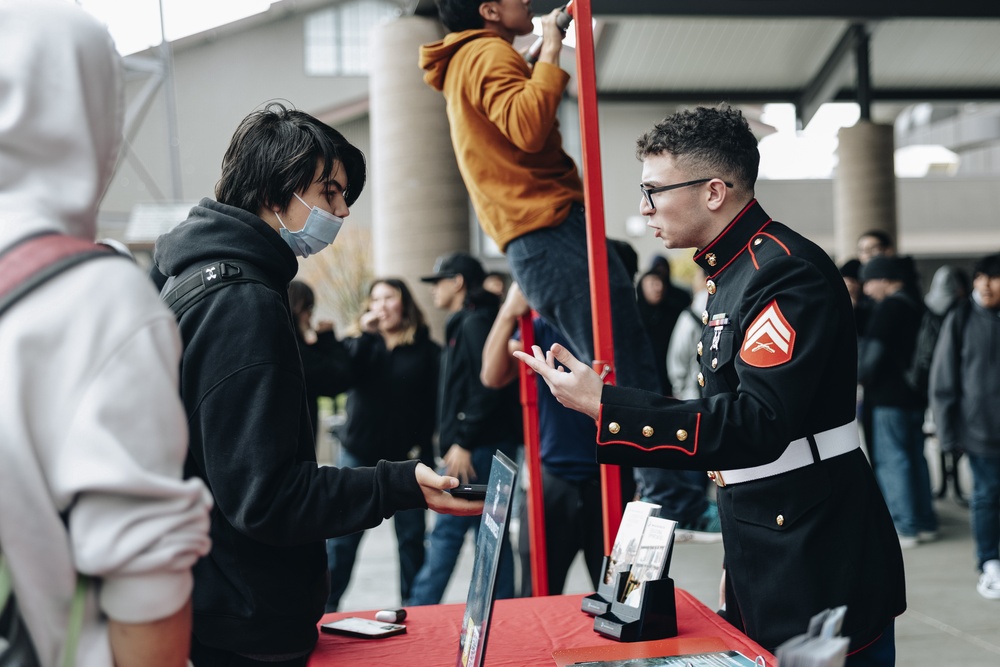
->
[275,193,344,258]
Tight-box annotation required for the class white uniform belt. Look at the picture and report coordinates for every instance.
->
[709,419,861,487]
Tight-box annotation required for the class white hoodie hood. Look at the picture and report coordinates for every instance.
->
[0,0,123,248]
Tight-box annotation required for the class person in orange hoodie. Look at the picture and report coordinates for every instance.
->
[419,0,659,396]
[418,1,712,529]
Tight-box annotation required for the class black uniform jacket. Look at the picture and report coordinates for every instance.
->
[596,200,905,653]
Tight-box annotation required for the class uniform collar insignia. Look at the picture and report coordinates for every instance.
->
[693,200,771,278]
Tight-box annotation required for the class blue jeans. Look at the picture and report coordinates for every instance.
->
[405,445,516,606]
[872,406,937,536]
[506,204,661,394]
[325,449,427,612]
[845,622,895,667]
[966,453,1000,569]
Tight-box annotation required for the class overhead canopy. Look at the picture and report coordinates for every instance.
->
[413,0,1000,126]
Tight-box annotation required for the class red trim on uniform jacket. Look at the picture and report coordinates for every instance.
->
[695,200,756,259]
[749,232,791,270]
[595,409,701,456]
[708,220,772,279]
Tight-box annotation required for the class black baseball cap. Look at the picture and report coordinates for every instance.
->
[420,252,486,285]
[861,255,907,282]
[973,253,1000,278]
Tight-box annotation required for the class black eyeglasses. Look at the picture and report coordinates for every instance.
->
[639,178,733,210]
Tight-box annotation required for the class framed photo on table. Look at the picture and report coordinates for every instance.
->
[457,451,517,667]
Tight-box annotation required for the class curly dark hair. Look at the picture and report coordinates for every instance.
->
[434,0,486,32]
[216,101,366,215]
[635,105,759,196]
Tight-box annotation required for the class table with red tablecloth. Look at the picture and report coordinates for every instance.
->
[309,590,775,666]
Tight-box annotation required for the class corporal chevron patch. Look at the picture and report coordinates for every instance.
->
[740,300,795,368]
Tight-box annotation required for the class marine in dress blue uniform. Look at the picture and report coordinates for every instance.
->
[596,199,906,653]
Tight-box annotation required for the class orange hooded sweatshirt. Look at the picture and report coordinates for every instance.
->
[419,30,584,252]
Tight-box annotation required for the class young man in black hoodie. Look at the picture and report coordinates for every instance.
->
[151,103,483,666]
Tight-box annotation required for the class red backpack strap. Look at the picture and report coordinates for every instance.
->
[0,232,115,318]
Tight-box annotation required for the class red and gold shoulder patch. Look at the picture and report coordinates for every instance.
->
[740,300,796,368]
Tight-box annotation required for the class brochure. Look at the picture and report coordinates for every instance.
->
[621,516,678,606]
[603,500,661,587]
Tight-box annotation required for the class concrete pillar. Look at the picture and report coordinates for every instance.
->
[833,121,897,262]
[369,16,468,340]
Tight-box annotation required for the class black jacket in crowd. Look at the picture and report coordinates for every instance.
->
[930,296,1000,458]
[636,270,691,396]
[438,294,521,454]
[296,328,350,441]
[152,198,427,656]
[594,200,905,653]
[334,328,440,466]
[859,290,926,410]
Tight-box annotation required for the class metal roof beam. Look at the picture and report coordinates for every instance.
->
[537,1,1000,19]
[796,24,865,129]
[415,1,1000,20]
[596,87,1000,105]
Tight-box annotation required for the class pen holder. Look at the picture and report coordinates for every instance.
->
[592,574,677,642]
[581,555,624,616]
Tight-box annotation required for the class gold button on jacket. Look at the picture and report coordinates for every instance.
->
[642,426,654,438]
[608,422,620,434]
[676,429,688,442]
[697,372,705,387]
[776,514,785,526]
[706,280,717,295]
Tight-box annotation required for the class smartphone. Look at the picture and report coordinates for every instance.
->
[447,483,488,500]
[320,617,406,639]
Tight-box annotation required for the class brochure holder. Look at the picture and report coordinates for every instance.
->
[581,555,623,616]
[592,571,677,642]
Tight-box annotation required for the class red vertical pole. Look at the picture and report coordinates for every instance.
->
[518,312,548,596]
[572,0,623,553]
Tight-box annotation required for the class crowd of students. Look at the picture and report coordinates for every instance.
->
[845,231,1000,599]
[5,3,999,667]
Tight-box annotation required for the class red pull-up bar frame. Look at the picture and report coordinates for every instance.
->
[521,0,623,597]
[572,0,623,554]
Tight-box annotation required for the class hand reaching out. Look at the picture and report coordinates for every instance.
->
[512,343,603,420]
[414,463,484,517]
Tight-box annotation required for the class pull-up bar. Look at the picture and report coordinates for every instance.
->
[572,0,624,554]
[520,0,625,597]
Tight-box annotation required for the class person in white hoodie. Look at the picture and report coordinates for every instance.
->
[0,2,213,666]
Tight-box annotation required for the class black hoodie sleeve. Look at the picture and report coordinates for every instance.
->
[181,283,426,546]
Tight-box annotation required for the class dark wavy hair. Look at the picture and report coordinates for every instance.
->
[215,101,366,215]
[435,0,485,32]
[367,278,427,347]
[635,105,759,198]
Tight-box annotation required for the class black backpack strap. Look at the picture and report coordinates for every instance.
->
[0,231,115,319]
[160,259,273,319]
